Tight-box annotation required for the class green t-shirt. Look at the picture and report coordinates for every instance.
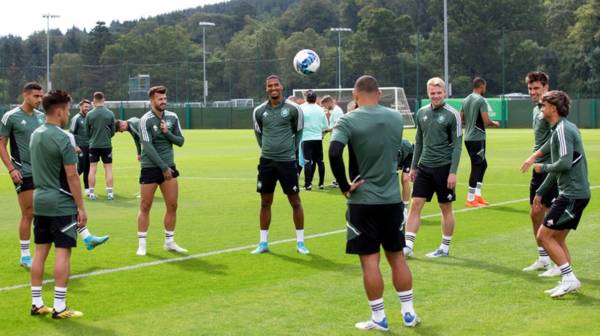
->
[462,93,488,141]
[532,105,552,163]
[127,117,142,155]
[69,112,89,146]
[85,106,115,149]
[253,100,303,161]
[139,111,184,170]
[30,124,79,216]
[411,103,462,173]
[537,118,590,199]
[331,104,404,205]
[0,107,45,177]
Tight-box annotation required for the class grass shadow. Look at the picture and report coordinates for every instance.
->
[38,316,119,336]
[144,252,229,275]
[269,251,351,273]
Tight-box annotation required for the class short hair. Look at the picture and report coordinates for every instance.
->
[542,90,570,117]
[427,77,446,89]
[265,74,282,84]
[321,95,333,103]
[473,77,486,89]
[23,82,43,92]
[93,91,105,100]
[42,90,72,114]
[525,71,549,86]
[306,90,317,103]
[354,75,379,93]
[79,99,91,106]
[148,85,167,98]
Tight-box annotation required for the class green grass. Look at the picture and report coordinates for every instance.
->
[0,129,599,335]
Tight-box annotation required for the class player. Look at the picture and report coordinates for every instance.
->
[29,90,87,318]
[301,90,328,190]
[0,83,45,268]
[116,117,142,160]
[461,77,499,207]
[404,77,462,258]
[521,71,560,276]
[137,86,186,256]
[329,75,419,331]
[520,90,590,297]
[85,92,116,200]
[398,139,414,220]
[69,99,92,196]
[321,95,344,130]
[252,75,308,255]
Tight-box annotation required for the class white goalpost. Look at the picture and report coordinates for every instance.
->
[292,87,415,128]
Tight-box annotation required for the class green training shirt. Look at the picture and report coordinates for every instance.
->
[537,118,590,199]
[0,106,45,177]
[462,93,488,141]
[139,110,184,170]
[69,112,89,146]
[398,139,413,162]
[85,106,115,149]
[532,105,551,163]
[331,104,404,205]
[253,99,303,161]
[127,117,142,155]
[30,124,78,216]
[411,103,462,173]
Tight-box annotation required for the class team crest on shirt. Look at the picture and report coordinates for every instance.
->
[281,108,289,118]
[422,116,428,122]
[437,115,445,123]
[166,121,172,128]
[257,181,262,190]
[37,117,44,124]
[21,120,26,125]
[153,125,159,132]
[262,111,268,118]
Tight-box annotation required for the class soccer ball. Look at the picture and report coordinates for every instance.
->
[293,49,320,76]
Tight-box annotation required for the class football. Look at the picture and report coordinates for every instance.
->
[293,49,320,75]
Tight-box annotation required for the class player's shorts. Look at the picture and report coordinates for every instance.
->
[464,140,486,165]
[398,152,413,174]
[530,170,558,208]
[33,214,77,248]
[412,164,456,203]
[543,196,590,231]
[302,140,324,162]
[89,147,113,164]
[14,176,34,194]
[346,203,405,255]
[139,166,180,185]
[257,158,299,194]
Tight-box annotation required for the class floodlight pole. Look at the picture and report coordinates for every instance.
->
[443,0,449,95]
[330,27,352,90]
[43,14,59,91]
[199,21,215,107]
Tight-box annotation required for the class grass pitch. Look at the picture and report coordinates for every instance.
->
[0,129,599,335]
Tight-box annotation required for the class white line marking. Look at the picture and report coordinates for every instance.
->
[2,187,598,292]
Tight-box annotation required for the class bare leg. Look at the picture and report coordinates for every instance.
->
[538,227,570,266]
[259,193,274,230]
[359,253,384,300]
[138,183,158,233]
[17,190,33,241]
[31,244,51,286]
[439,202,455,237]
[159,178,178,231]
[88,162,98,191]
[104,163,113,188]
[287,193,304,230]
[406,198,426,234]
[53,248,72,288]
[384,250,412,292]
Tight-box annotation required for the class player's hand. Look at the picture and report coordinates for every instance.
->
[163,167,174,180]
[76,207,87,228]
[533,163,543,173]
[136,154,141,161]
[409,169,416,182]
[532,195,542,211]
[9,168,22,184]
[343,179,365,198]
[520,155,536,172]
[160,120,168,133]
[447,173,457,189]
[75,146,81,153]
[491,121,500,127]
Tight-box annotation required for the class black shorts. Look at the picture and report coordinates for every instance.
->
[543,196,590,231]
[346,203,405,255]
[78,146,90,174]
[139,166,180,185]
[302,140,323,162]
[530,171,558,208]
[33,215,77,248]
[465,140,486,165]
[398,153,413,174]
[257,158,299,194]
[89,147,113,164]
[412,164,456,203]
[14,176,34,194]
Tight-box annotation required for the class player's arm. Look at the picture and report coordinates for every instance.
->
[140,119,169,171]
[409,113,422,181]
[535,171,557,204]
[132,133,142,156]
[460,110,465,126]
[520,140,550,172]
[0,118,22,183]
[61,137,86,226]
[449,111,462,174]
[481,111,500,127]
[69,115,78,134]
[253,109,263,147]
[292,106,304,150]
[110,114,116,137]
[163,117,185,147]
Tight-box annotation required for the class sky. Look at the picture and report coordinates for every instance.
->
[0,0,226,38]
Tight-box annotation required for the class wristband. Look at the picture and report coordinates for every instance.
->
[8,168,15,173]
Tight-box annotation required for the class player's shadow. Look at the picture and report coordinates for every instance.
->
[144,252,228,275]
[269,251,350,272]
[39,317,119,336]
[481,205,529,215]
[99,196,139,208]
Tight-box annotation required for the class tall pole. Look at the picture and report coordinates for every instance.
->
[330,28,352,90]
[443,0,449,95]
[199,21,215,107]
[43,14,59,91]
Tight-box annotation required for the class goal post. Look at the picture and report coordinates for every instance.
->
[292,87,415,128]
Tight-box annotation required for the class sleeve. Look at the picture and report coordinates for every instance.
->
[69,115,78,134]
[253,108,263,147]
[292,106,303,150]
[84,113,91,135]
[541,124,572,174]
[131,133,142,155]
[449,110,463,174]
[140,117,169,171]
[321,112,328,131]
[331,116,351,145]
[164,115,185,147]
[539,138,551,156]
[0,114,13,137]
[110,112,116,137]
[536,171,558,196]
[328,140,351,193]
[410,111,422,170]
[60,134,78,165]
[479,98,488,114]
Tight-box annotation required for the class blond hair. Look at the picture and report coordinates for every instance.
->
[427,77,446,89]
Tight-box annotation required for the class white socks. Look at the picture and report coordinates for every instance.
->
[138,232,147,247]
[405,232,416,250]
[20,240,30,257]
[538,246,550,263]
[368,298,386,322]
[296,229,304,242]
[31,286,43,307]
[559,262,576,281]
[77,226,91,240]
[54,287,67,312]
[475,182,482,197]
[468,187,476,201]
[260,230,268,243]
[441,235,452,253]
[165,230,175,244]
[397,289,415,316]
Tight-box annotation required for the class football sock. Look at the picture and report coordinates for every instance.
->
[260,230,268,243]
[397,289,415,316]
[441,235,452,253]
[20,240,30,257]
[368,298,386,322]
[538,246,550,262]
[405,232,416,250]
[165,230,175,244]
[31,286,43,307]
[296,229,304,242]
[89,188,94,195]
[106,187,113,195]
[77,226,91,240]
[467,187,476,201]
[53,287,67,312]
[138,232,147,247]
[559,262,576,281]
[475,182,483,197]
